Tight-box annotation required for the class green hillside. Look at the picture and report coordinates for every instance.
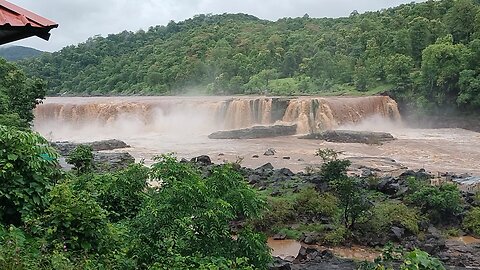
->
[19,0,480,112]
[0,46,44,61]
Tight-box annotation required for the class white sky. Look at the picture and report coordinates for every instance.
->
[5,0,422,52]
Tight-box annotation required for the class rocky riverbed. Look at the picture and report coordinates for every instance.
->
[185,154,480,270]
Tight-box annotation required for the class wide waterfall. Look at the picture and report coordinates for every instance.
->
[34,96,401,139]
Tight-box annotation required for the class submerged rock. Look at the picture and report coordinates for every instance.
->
[299,130,395,144]
[208,124,297,139]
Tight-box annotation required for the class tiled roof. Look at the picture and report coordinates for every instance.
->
[0,0,58,45]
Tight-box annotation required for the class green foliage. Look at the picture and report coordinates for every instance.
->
[360,245,446,270]
[0,58,45,126]
[293,188,338,219]
[0,126,60,226]
[38,180,108,252]
[463,207,480,237]
[334,176,371,230]
[362,201,420,236]
[401,249,446,270]
[17,1,480,112]
[406,179,462,224]
[252,196,296,232]
[0,225,46,270]
[130,155,270,269]
[66,145,93,174]
[323,226,348,246]
[96,164,149,221]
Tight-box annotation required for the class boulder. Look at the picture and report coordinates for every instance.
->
[299,130,395,144]
[51,139,130,156]
[269,257,292,270]
[208,124,297,139]
[273,233,287,240]
[93,152,135,172]
[190,155,212,166]
[264,148,277,156]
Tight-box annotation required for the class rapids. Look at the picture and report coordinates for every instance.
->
[33,96,480,175]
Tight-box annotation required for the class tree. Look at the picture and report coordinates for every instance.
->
[421,35,470,105]
[0,126,60,226]
[130,155,270,269]
[334,176,371,229]
[446,0,478,43]
[0,58,46,127]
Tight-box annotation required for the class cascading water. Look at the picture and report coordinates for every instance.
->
[34,96,401,140]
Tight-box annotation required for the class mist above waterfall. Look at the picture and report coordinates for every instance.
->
[34,96,401,142]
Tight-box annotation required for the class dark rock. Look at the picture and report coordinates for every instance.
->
[298,158,305,162]
[248,175,261,185]
[269,257,292,270]
[93,152,135,172]
[294,246,319,263]
[391,226,405,241]
[208,124,297,139]
[299,130,395,144]
[264,148,277,156]
[273,233,287,240]
[283,156,291,160]
[271,190,282,197]
[218,153,225,156]
[252,155,259,158]
[256,162,275,172]
[377,177,400,195]
[361,168,374,178]
[301,233,318,245]
[190,155,212,166]
[52,139,130,156]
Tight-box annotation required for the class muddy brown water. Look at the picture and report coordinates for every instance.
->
[33,96,480,175]
[267,238,380,261]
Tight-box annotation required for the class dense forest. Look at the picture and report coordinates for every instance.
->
[19,0,480,113]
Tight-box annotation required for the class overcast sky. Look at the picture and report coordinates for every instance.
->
[6,0,421,52]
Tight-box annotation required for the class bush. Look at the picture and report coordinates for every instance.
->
[293,188,339,220]
[323,225,348,246]
[364,201,420,235]
[66,145,93,175]
[38,181,108,252]
[0,126,61,226]
[406,180,462,224]
[252,196,295,232]
[77,164,149,222]
[130,155,270,269]
[463,207,480,237]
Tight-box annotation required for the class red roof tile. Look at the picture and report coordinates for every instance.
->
[0,0,58,45]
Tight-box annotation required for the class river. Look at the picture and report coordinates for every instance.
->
[33,96,480,175]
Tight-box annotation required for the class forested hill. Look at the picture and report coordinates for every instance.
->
[0,46,44,61]
[19,0,480,112]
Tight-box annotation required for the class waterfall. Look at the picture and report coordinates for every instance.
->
[34,96,401,138]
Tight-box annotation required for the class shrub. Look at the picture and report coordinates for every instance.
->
[66,145,93,175]
[252,197,295,232]
[38,181,108,252]
[293,188,339,219]
[365,201,420,235]
[88,164,149,222]
[463,207,480,237]
[323,225,348,246]
[130,155,270,269]
[406,180,462,224]
[0,126,61,226]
